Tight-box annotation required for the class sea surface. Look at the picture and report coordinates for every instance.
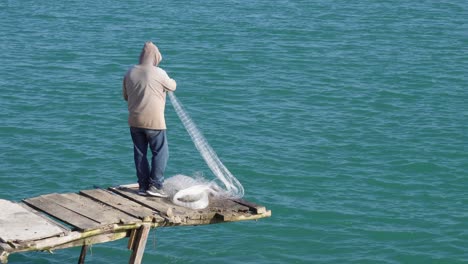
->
[1,0,467,263]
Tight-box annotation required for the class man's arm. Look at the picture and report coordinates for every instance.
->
[164,78,177,92]
[157,68,177,92]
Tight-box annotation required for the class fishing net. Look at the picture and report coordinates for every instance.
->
[164,92,244,209]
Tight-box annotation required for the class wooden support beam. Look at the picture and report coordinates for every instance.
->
[127,229,137,250]
[128,224,151,264]
[78,244,88,264]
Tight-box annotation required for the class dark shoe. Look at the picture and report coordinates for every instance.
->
[146,186,168,198]
[138,189,148,196]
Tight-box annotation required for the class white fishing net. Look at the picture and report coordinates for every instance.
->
[165,92,244,209]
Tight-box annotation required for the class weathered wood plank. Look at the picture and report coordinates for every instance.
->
[23,195,99,231]
[0,200,66,243]
[217,210,272,222]
[45,193,140,225]
[109,186,187,218]
[210,198,250,213]
[175,198,250,224]
[231,199,267,214]
[19,203,71,233]
[79,189,158,222]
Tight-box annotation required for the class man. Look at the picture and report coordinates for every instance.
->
[123,41,177,197]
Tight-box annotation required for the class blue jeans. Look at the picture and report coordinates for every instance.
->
[130,127,168,190]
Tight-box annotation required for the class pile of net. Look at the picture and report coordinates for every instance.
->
[164,92,244,209]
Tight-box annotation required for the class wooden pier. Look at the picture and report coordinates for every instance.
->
[0,184,271,263]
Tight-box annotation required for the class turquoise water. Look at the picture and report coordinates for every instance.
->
[1,0,467,263]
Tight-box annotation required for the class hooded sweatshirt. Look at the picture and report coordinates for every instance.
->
[123,42,177,129]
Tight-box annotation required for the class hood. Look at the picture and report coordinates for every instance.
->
[139,41,162,66]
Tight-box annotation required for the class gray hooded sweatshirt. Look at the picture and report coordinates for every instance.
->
[123,42,177,129]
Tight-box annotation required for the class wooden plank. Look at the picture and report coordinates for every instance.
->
[128,224,151,264]
[209,198,250,214]
[19,203,71,233]
[45,193,140,225]
[109,186,185,218]
[180,198,250,223]
[79,189,156,222]
[216,210,272,222]
[23,195,99,231]
[0,199,66,243]
[231,199,267,214]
